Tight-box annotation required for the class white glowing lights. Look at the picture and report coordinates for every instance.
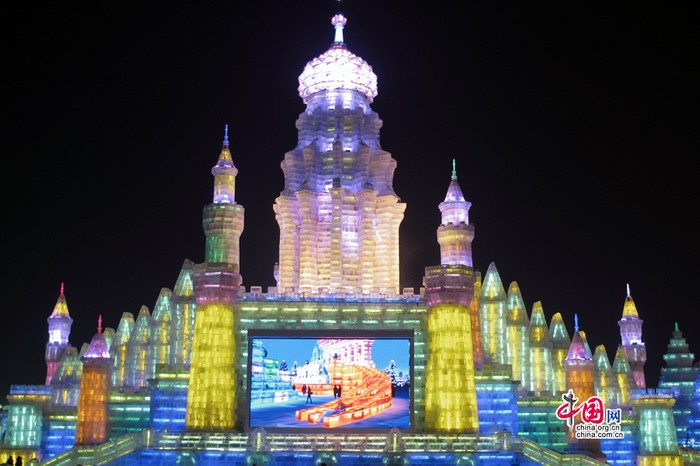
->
[298,15,378,104]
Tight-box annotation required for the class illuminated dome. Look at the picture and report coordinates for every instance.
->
[298,14,378,104]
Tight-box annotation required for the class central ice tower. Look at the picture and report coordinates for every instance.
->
[274,14,406,294]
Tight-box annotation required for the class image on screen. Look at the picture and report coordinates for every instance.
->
[248,331,412,430]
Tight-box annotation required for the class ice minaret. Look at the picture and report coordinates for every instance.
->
[186,127,244,430]
[203,124,244,272]
[274,13,406,294]
[617,284,646,389]
[423,163,478,433]
[45,282,73,385]
[437,160,474,267]
[75,316,112,446]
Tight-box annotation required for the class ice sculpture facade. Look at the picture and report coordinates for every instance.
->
[0,10,699,466]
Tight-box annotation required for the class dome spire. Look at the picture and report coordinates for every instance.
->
[574,313,579,333]
[626,283,631,298]
[223,124,229,146]
[332,13,347,44]
[452,159,457,180]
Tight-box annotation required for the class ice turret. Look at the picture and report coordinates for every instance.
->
[593,345,621,409]
[613,347,634,407]
[479,262,508,365]
[51,345,82,408]
[275,13,405,294]
[76,317,112,445]
[111,312,134,388]
[549,312,570,394]
[423,161,478,433]
[203,126,245,272]
[617,284,646,389]
[149,288,172,376]
[187,130,244,430]
[506,281,530,391]
[564,329,604,460]
[126,305,152,389]
[469,271,483,370]
[170,259,196,367]
[437,160,474,267]
[527,301,554,395]
[45,283,74,385]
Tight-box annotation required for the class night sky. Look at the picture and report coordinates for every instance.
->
[4,1,698,403]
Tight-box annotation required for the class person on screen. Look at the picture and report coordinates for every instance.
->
[306,387,313,403]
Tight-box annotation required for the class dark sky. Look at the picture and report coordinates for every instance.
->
[3,1,698,403]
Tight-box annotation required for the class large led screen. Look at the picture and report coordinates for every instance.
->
[248,330,412,431]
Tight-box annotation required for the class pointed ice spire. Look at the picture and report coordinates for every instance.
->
[114,312,135,345]
[574,313,579,333]
[102,327,116,351]
[621,284,640,318]
[549,312,571,392]
[506,281,529,325]
[594,345,612,371]
[480,262,507,300]
[566,332,593,361]
[52,345,82,386]
[613,347,633,375]
[527,301,554,394]
[613,346,634,406]
[529,301,551,344]
[212,124,238,204]
[152,288,173,322]
[549,312,570,345]
[332,13,347,44]
[579,330,593,356]
[83,317,111,359]
[593,344,621,408]
[131,306,152,343]
[50,282,71,318]
[173,259,195,297]
[443,159,467,203]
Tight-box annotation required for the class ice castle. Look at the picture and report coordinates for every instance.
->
[2,11,700,466]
